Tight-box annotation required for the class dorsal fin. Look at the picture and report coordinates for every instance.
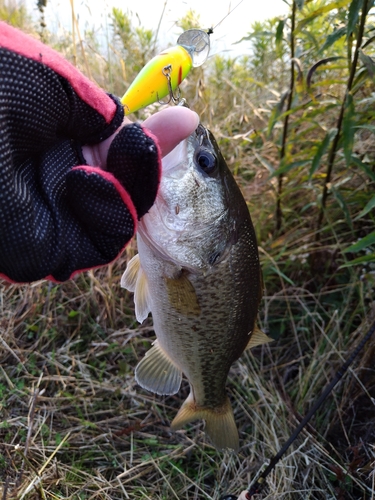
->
[246,326,273,350]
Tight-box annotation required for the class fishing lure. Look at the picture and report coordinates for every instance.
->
[121,29,210,115]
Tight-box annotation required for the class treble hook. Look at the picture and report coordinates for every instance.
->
[157,65,182,105]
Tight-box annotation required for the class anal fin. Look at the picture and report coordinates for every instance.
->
[135,340,182,396]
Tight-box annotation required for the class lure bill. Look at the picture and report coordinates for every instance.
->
[121,29,210,115]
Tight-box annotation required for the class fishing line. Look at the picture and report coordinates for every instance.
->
[209,0,245,33]
[221,319,375,500]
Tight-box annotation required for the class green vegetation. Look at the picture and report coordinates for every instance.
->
[1,0,374,498]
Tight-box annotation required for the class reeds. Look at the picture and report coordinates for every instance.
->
[1,0,374,498]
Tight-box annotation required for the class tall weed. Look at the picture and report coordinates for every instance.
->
[0,1,374,498]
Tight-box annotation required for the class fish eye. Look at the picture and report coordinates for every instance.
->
[195,148,217,176]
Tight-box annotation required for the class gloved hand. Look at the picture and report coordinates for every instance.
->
[0,22,198,283]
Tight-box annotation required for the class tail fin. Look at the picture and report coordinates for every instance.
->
[171,393,239,452]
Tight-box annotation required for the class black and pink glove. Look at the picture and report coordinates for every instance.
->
[0,22,163,283]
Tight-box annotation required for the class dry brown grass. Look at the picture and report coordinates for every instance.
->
[1,247,375,499]
[1,1,375,498]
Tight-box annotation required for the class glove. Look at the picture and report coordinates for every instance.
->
[0,22,160,283]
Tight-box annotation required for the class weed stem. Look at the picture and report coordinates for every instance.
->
[316,0,370,240]
[276,0,296,233]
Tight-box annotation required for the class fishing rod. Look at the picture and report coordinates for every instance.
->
[221,319,375,499]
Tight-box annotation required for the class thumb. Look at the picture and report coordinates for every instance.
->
[143,106,199,157]
[82,106,199,167]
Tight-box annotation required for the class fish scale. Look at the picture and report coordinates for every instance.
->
[121,124,271,451]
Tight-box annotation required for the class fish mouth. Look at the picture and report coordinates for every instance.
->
[194,123,211,145]
[161,125,208,177]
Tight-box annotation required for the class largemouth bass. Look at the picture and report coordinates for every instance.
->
[121,124,270,451]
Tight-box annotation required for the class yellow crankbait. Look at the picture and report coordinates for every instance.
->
[121,29,211,115]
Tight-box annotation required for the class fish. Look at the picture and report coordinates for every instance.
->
[121,123,271,451]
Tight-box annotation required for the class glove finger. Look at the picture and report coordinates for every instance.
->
[106,123,161,220]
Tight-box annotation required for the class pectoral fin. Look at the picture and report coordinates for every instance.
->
[165,273,201,316]
[121,254,140,292]
[135,340,182,396]
[246,326,274,350]
[121,254,150,323]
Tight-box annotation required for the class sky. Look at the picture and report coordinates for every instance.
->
[25,0,289,57]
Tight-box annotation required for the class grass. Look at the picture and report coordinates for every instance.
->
[1,260,374,498]
[1,0,375,498]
